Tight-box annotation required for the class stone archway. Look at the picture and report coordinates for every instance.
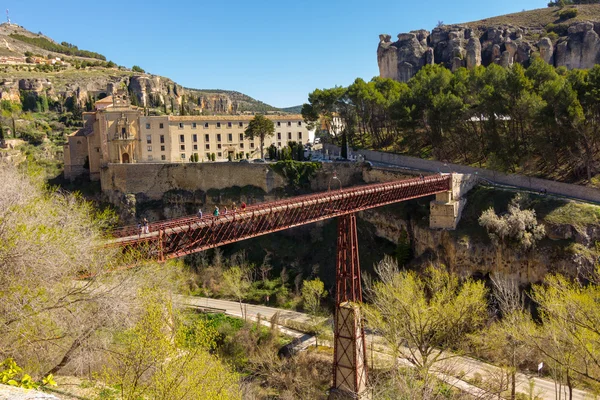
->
[122,153,130,163]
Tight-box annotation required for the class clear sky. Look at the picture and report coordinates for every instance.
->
[6,0,545,108]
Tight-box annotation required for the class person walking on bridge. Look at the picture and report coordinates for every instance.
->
[213,206,219,217]
[197,209,203,219]
[142,218,149,234]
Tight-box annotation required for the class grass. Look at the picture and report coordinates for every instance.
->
[544,202,600,228]
[455,4,600,28]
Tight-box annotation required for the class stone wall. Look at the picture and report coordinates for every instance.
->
[325,144,600,204]
[101,162,415,202]
[101,163,287,201]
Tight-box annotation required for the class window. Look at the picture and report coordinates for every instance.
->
[146,123,151,129]
[121,127,126,135]
[277,122,281,127]
[181,153,186,159]
[287,132,292,140]
[298,121,302,127]
[192,123,197,129]
[147,146,152,152]
[217,134,221,142]
[179,123,184,129]
[250,143,254,148]
[159,123,164,129]
[287,121,292,127]
[180,134,185,142]
[277,132,281,140]
[298,132,302,140]
[205,144,210,150]
[216,122,221,128]
[146,135,152,144]
[228,133,233,142]
[240,143,244,148]
[238,122,243,128]
[217,144,222,149]
[161,155,166,161]
[206,153,211,159]
[161,145,165,151]
[160,135,165,144]
[204,123,209,128]
[193,134,198,142]
[148,155,153,161]
[205,134,210,141]
[227,122,232,128]
[218,152,222,157]
[180,145,185,151]
[193,144,198,150]
[278,142,281,147]
[239,133,244,141]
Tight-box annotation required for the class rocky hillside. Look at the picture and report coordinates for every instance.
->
[0,23,284,114]
[378,4,600,82]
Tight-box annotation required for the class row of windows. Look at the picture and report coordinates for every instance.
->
[145,121,304,131]
[147,142,255,153]
[147,132,303,145]
[145,123,165,129]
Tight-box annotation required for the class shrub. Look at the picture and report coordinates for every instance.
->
[546,23,569,36]
[132,65,145,73]
[479,194,545,249]
[558,7,578,19]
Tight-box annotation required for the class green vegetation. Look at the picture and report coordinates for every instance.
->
[479,194,546,249]
[270,160,322,192]
[9,34,106,60]
[131,65,145,73]
[544,201,600,227]
[558,7,579,19]
[304,60,600,183]
[244,114,275,159]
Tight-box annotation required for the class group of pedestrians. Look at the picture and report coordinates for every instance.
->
[137,218,149,237]
[197,201,247,219]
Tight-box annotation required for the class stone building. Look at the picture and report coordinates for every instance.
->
[64,92,314,181]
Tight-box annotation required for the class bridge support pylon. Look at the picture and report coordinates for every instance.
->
[330,213,370,400]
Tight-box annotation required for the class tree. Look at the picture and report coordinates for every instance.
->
[0,124,4,141]
[131,65,145,73]
[221,266,251,319]
[472,275,534,400]
[516,271,600,399]
[106,290,241,400]
[244,114,274,159]
[364,256,488,390]
[301,278,328,347]
[479,194,545,249]
[0,165,182,378]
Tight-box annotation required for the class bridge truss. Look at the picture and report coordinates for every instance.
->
[109,173,452,399]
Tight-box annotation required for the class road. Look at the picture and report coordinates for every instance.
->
[179,296,593,400]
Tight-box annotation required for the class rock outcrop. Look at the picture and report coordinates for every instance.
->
[378,21,600,82]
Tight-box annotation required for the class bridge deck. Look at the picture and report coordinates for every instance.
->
[108,174,451,260]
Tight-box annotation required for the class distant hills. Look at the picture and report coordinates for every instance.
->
[0,23,301,114]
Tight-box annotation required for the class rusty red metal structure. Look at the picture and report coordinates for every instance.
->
[109,174,451,261]
[108,173,451,398]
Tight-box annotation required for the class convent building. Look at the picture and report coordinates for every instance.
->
[64,92,314,181]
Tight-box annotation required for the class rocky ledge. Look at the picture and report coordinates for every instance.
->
[378,21,600,81]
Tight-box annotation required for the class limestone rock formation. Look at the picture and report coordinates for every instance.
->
[378,31,432,82]
[378,20,600,82]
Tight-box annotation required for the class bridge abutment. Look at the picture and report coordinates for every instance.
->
[429,174,477,230]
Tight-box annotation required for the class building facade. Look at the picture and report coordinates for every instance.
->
[64,93,314,181]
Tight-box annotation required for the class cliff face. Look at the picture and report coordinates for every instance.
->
[360,207,597,284]
[0,71,273,114]
[378,21,600,82]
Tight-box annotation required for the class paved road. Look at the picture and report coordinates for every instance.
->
[180,296,593,400]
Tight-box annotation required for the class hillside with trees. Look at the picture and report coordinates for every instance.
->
[303,58,600,185]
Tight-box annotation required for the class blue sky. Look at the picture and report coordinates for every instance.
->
[7,0,545,108]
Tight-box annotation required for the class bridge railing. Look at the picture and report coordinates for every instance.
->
[108,174,451,259]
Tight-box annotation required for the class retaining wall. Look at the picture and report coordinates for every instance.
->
[324,144,600,204]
